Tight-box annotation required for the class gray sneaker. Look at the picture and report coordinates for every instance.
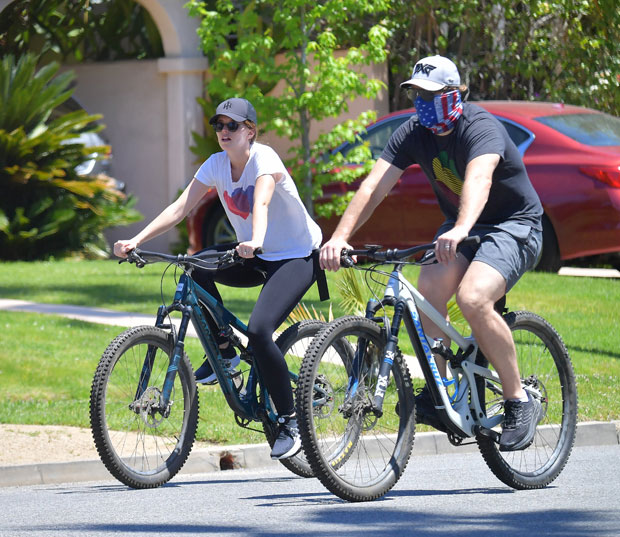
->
[270,415,302,460]
[499,393,543,451]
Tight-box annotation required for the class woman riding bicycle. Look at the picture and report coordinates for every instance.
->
[114,97,323,460]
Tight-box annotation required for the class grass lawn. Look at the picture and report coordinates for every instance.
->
[0,258,618,445]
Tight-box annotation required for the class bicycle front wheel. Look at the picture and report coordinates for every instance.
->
[477,310,578,489]
[296,316,416,502]
[90,326,198,488]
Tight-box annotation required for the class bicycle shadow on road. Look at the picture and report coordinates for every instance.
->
[305,506,616,537]
[20,508,616,537]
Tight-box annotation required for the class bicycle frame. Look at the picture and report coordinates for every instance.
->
[368,264,503,438]
[136,271,275,424]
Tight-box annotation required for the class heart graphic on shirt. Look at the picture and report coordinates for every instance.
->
[224,185,254,220]
[432,154,462,206]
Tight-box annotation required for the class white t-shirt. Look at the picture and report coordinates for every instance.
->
[194,143,322,261]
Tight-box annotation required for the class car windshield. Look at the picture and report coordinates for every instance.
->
[535,112,620,146]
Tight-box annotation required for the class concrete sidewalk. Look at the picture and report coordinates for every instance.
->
[0,298,199,337]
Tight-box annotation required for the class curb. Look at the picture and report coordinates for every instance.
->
[1,421,617,488]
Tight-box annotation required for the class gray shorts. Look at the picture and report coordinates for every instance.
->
[435,221,543,292]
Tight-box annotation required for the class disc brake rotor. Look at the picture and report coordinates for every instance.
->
[136,386,170,428]
[313,374,335,419]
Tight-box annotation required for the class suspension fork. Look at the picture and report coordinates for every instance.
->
[134,304,169,402]
[133,303,192,416]
[345,299,380,402]
[344,298,404,417]
[372,300,404,416]
[160,305,192,409]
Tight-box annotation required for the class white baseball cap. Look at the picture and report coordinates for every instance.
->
[400,55,461,91]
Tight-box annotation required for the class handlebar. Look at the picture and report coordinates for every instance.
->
[341,236,481,267]
[120,247,261,271]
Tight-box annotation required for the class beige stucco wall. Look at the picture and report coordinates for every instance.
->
[62,60,173,252]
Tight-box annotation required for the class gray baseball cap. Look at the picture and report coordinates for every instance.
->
[209,98,257,124]
[400,55,461,91]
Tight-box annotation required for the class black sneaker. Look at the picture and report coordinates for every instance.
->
[499,393,543,451]
[270,414,302,460]
[414,385,447,433]
[195,355,241,385]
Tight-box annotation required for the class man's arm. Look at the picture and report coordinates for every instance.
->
[435,152,499,264]
[320,158,403,271]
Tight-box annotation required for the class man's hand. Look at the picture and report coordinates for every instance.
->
[320,237,353,272]
[435,226,469,264]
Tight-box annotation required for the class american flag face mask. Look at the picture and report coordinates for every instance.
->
[414,90,463,134]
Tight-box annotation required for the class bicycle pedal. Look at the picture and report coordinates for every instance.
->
[475,425,500,442]
[232,371,244,393]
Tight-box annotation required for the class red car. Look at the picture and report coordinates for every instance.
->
[187,101,620,271]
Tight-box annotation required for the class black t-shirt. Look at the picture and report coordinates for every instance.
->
[380,102,543,230]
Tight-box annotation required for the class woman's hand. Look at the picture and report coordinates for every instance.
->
[236,241,262,258]
[114,239,138,259]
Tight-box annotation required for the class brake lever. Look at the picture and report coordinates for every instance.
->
[123,249,146,268]
[217,249,240,268]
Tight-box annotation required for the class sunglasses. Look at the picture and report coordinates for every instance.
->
[213,120,241,133]
[405,88,446,102]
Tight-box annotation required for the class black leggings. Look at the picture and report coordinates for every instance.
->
[193,250,318,417]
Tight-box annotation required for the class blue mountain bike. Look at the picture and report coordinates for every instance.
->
[89,248,324,488]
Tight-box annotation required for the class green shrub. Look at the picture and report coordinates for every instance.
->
[0,53,141,260]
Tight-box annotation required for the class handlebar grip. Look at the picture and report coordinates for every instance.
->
[459,235,481,249]
[340,250,355,268]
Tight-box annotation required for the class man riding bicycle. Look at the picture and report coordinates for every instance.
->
[320,55,544,451]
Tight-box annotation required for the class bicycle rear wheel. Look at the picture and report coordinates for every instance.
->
[296,316,416,502]
[262,320,326,478]
[90,326,198,488]
[477,310,578,489]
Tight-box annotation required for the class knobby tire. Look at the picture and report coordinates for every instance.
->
[477,310,578,489]
[90,326,198,489]
[296,316,416,502]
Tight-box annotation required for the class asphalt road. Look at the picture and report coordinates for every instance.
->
[1,444,618,537]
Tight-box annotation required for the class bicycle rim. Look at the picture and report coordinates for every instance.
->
[478,311,578,489]
[90,326,198,488]
[297,316,415,502]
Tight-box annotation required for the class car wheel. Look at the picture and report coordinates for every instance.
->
[202,203,237,247]
[535,214,561,273]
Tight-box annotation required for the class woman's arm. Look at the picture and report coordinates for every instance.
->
[236,173,277,258]
[114,178,210,257]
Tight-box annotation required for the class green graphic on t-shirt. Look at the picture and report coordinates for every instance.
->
[432,150,463,196]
